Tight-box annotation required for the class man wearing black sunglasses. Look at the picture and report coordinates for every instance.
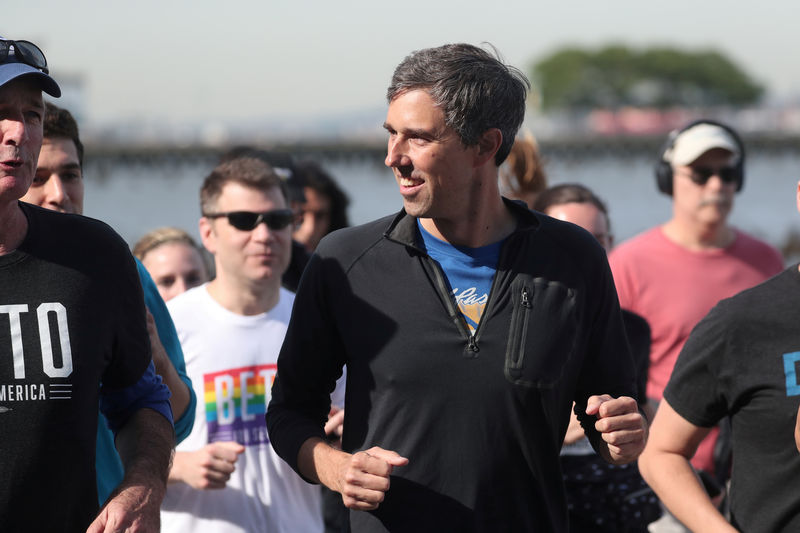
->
[609,120,784,530]
[0,37,174,532]
[160,156,329,532]
[639,178,800,532]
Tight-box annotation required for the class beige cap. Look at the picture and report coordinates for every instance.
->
[664,123,740,166]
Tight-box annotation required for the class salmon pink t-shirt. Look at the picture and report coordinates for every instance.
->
[609,227,783,472]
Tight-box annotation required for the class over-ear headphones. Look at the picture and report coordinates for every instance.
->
[655,119,745,196]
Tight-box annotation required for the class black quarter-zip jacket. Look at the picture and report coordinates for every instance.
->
[267,199,637,532]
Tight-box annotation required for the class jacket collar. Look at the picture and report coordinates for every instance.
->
[382,197,540,252]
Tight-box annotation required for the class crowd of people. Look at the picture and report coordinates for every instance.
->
[2,34,799,533]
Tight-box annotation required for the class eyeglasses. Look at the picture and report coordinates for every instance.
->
[0,39,49,74]
[203,209,295,231]
[678,166,739,186]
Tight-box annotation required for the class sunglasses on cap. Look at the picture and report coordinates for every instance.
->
[203,209,295,231]
[0,39,49,74]
[679,166,739,186]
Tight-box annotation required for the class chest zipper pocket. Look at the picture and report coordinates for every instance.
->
[504,279,577,388]
[505,286,532,378]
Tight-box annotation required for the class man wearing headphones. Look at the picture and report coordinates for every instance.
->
[609,121,783,495]
[638,179,800,532]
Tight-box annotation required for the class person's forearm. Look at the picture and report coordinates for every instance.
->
[166,442,244,490]
[168,451,188,485]
[90,409,174,530]
[296,437,409,512]
[116,408,174,494]
[639,449,735,532]
[297,436,350,491]
[152,356,191,421]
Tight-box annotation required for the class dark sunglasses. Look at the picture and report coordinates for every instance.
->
[681,166,739,186]
[203,209,295,231]
[0,39,49,74]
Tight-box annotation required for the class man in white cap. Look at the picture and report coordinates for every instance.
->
[609,120,783,526]
[639,179,800,532]
[0,37,174,532]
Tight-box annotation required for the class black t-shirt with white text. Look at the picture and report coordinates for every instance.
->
[0,203,152,532]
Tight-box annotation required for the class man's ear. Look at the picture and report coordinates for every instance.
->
[474,128,503,167]
[198,217,216,255]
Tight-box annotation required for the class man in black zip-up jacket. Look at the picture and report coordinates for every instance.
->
[267,43,647,532]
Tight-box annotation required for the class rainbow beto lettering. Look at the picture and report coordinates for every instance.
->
[204,364,276,445]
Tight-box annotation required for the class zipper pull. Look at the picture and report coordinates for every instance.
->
[521,287,531,308]
[468,335,480,353]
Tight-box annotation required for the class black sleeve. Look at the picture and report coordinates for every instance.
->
[621,310,652,406]
[663,301,732,428]
[281,239,311,293]
[267,250,346,479]
[573,248,639,444]
[101,231,153,390]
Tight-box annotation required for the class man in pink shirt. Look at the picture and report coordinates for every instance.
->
[610,120,783,481]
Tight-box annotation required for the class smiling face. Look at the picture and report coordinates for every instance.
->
[383,89,479,224]
[199,181,291,288]
[0,77,44,207]
[22,136,83,214]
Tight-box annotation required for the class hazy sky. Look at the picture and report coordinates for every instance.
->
[6,1,800,125]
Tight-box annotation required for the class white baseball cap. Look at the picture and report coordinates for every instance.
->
[664,123,740,166]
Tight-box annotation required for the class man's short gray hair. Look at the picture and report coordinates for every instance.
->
[387,43,530,166]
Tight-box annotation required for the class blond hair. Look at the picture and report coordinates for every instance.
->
[133,227,202,262]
